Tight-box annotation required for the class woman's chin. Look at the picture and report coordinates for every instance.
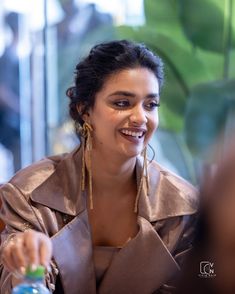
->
[121,147,143,159]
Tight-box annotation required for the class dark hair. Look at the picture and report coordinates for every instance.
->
[66,40,164,136]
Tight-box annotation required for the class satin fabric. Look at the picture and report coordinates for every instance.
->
[0,146,198,294]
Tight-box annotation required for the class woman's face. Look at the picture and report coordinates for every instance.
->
[87,67,160,159]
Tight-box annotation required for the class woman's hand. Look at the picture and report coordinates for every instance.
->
[1,230,52,275]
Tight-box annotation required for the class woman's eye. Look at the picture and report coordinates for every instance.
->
[145,101,160,110]
[114,100,130,107]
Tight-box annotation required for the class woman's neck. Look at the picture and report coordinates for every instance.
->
[86,149,137,195]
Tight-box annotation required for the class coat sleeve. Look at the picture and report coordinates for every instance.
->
[0,183,58,293]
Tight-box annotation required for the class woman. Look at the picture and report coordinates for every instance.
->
[0,40,197,293]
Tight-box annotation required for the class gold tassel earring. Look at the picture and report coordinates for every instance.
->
[81,122,94,209]
[143,146,150,196]
[134,146,149,213]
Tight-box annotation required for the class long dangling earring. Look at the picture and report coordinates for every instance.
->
[134,146,150,213]
[143,146,150,196]
[81,122,94,209]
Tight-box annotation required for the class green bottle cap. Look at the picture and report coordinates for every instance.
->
[26,265,45,279]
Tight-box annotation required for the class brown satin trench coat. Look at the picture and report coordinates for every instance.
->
[0,146,198,294]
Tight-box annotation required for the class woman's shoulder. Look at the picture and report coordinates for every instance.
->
[5,152,70,195]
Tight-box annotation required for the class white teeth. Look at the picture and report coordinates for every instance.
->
[121,130,144,138]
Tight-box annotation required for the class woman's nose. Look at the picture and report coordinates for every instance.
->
[129,105,147,125]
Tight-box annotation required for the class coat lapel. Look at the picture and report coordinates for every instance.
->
[98,216,179,294]
[52,209,96,294]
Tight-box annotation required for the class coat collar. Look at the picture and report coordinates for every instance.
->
[31,146,85,216]
[136,156,198,222]
[30,146,197,221]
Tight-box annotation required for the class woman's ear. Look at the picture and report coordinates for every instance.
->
[76,104,83,115]
[82,112,90,122]
[76,104,90,122]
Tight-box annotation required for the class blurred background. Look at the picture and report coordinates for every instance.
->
[0,0,234,184]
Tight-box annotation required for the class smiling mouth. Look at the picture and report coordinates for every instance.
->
[120,129,145,139]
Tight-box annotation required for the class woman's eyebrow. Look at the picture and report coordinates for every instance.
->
[108,91,159,99]
[147,93,160,100]
[108,91,136,97]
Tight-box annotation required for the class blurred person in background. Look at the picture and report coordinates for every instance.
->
[0,12,21,172]
[175,139,235,294]
[57,0,113,125]
[0,40,198,294]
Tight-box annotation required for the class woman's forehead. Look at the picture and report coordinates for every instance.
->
[102,68,159,90]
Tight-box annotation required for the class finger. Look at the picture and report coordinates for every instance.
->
[39,234,52,267]
[23,230,39,268]
[2,238,24,274]
[10,237,27,271]
[2,247,16,272]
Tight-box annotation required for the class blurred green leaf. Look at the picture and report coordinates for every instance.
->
[185,79,235,158]
[144,0,179,27]
[178,0,235,53]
